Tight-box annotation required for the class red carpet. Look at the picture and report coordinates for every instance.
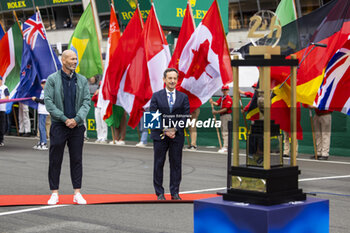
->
[0,193,219,206]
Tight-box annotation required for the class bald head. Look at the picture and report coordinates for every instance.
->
[61,50,77,75]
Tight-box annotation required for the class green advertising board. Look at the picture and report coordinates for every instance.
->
[114,0,151,26]
[35,0,81,7]
[0,0,81,11]
[153,0,229,32]
[111,0,228,31]
[0,0,33,11]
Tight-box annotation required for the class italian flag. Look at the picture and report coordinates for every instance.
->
[0,22,23,94]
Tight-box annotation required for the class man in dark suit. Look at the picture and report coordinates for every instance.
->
[150,68,190,200]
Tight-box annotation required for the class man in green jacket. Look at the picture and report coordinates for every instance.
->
[44,50,91,205]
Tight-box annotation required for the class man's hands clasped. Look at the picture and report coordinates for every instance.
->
[65,119,77,129]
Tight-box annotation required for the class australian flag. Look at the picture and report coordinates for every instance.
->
[8,12,61,111]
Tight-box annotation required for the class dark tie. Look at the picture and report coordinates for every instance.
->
[169,92,174,112]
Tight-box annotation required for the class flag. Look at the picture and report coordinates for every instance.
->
[68,3,102,78]
[271,93,303,140]
[102,7,144,121]
[177,0,232,113]
[275,0,297,27]
[97,4,121,122]
[0,22,22,94]
[9,12,61,110]
[245,82,303,139]
[239,0,337,57]
[122,3,171,128]
[315,38,350,115]
[272,0,350,105]
[168,0,195,88]
[0,23,5,40]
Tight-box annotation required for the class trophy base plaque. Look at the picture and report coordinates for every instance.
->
[220,165,306,206]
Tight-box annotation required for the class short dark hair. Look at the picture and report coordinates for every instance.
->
[163,68,179,78]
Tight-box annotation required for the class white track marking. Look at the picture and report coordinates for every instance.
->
[180,187,226,194]
[299,175,350,182]
[1,173,349,217]
[0,205,68,217]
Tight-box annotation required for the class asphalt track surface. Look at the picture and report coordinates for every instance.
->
[0,136,350,233]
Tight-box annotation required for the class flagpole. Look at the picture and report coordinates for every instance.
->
[188,0,195,27]
[136,4,144,28]
[89,0,103,71]
[210,101,223,149]
[12,11,23,35]
[0,21,5,32]
[214,0,231,63]
[239,97,248,130]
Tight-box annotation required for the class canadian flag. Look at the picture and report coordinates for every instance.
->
[168,1,195,85]
[98,4,121,119]
[177,0,232,112]
[101,6,144,119]
[121,3,171,128]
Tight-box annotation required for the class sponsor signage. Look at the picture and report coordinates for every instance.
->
[0,0,33,10]
[0,0,81,11]
[113,0,228,31]
[114,0,151,26]
[153,0,229,32]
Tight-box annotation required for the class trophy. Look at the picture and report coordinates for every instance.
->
[220,11,306,205]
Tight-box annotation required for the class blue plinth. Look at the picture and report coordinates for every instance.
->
[194,196,329,233]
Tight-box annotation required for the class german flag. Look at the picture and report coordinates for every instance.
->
[273,0,350,105]
[240,0,350,105]
[245,82,303,140]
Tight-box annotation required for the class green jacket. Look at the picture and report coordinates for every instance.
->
[44,70,91,126]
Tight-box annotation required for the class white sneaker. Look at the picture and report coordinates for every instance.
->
[116,140,125,145]
[136,142,146,147]
[33,142,40,149]
[109,141,116,145]
[94,139,101,143]
[218,148,228,153]
[99,140,107,144]
[47,193,59,205]
[73,193,87,205]
[39,143,48,150]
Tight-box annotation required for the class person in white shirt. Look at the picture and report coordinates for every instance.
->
[32,79,49,150]
[0,76,10,146]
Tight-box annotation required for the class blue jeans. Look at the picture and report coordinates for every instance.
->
[39,114,47,144]
[139,116,148,144]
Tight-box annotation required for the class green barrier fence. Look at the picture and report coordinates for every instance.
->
[86,97,350,157]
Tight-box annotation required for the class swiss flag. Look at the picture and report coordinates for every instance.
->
[122,3,171,128]
[101,6,144,119]
[177,0,232,112]
[98,4,121,120]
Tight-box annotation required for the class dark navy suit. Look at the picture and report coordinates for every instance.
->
[150,89,190,196]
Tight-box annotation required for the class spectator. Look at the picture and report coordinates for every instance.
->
[32,79,49,150]
[0,76,9,146]
[209,85,233,153]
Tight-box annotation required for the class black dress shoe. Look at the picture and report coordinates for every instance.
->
[157,194,166,200]
[283,154,289,158]
[171,194,181,200]
[318,156,329,160]
[310,155,319,160]
[22,133,31,137]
